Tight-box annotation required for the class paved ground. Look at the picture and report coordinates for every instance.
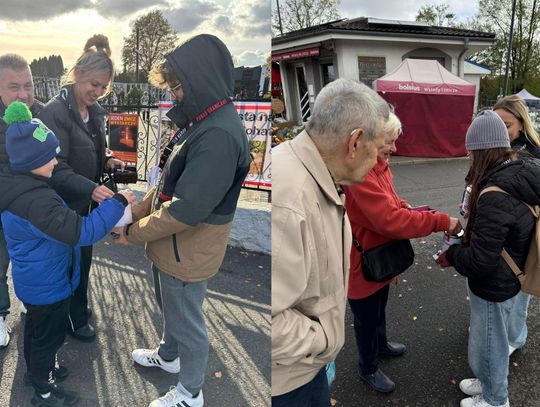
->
[331,159,540,407]
[0,197,271,406]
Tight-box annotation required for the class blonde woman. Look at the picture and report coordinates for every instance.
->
[39,34,124,342]
[494,95,540,159]
[490,95,540,359]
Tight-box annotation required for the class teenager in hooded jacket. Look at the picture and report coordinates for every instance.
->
[111,34,250,407]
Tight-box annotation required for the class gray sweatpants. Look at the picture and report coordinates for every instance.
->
[153,264,208,395]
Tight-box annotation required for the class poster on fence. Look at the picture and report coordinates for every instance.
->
[150,101,272,190]
[108,113,138,166]
[234,101,272,188]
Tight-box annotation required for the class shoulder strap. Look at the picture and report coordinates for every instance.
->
[352,235,363,252]
[501,249,525,278]
[478,186,538,218]
[478,185,540,280]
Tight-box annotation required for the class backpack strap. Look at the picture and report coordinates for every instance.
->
[478,185,540,281]
[478,186,538,217]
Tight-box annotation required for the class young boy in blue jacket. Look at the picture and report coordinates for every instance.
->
[0,102,129,406]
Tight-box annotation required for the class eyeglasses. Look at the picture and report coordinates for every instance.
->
[167,83,182,95]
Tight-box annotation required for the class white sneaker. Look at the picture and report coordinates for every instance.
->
[459,378,482,396]
[19,302,27,315]
[132,348,180,373]
[460,395,509,407]
[0,317,11,348]
[149,386,203,407]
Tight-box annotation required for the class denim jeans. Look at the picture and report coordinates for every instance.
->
[271,367,330,407]
[468,285,518,406]
[0,227,10,317]
[507,290,530,349]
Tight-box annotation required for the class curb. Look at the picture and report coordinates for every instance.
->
[390,156,469,166]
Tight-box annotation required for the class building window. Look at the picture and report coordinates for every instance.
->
[358,56,386,88]
[321,63,335,86]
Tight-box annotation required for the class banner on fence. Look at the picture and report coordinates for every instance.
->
[150,101,272,189]
[234,101,272,188]
[108,113,138,166]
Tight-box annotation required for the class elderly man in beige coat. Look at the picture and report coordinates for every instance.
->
[272,78,390,406]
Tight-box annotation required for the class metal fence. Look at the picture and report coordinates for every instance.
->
[102,104,271,199]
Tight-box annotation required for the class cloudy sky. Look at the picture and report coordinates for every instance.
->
[0,0,270,71]
[339,0,477,22]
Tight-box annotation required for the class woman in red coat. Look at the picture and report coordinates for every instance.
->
[344,112,461,393]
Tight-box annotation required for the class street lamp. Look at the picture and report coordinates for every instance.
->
[276,0,283,35]
[503,0,517,97]
[133,47,140,86]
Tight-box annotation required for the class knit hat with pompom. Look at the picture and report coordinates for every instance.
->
[3,101,60,171]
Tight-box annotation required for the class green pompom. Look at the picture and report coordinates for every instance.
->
[3,101,32,125]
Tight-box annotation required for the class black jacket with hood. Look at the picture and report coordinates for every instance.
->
[38,85,108,214]
[125,34,251,282]
[447,158,540,302]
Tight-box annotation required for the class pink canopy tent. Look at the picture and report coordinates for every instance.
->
[374,59,476,157]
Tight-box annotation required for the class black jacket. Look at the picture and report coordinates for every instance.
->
[38,85,108,214]
[512,132,540,159]
[157,34,250,226]
[0,99,44,170]
[447,158,540,302]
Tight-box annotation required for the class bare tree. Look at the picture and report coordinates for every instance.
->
[416,3,457,26]
[121,10,178,77]
[273,0,341,34]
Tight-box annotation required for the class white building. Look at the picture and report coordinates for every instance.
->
[272,17,495,124]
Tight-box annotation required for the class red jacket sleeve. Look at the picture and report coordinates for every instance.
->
[344,165,451,299]
[346,169,450,244]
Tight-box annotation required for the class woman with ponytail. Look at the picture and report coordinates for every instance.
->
[39,34,124,343]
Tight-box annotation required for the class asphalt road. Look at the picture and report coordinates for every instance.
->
[331,159,540,407]
[0,243,270,406]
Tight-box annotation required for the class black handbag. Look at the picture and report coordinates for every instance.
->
[353,237,415,282]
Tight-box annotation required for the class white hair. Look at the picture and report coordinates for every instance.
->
[383,112,402,140]
[306,78,390,148]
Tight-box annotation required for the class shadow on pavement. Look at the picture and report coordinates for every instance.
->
[0,241,270,407]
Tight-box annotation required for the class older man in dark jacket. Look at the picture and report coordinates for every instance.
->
[0,53,44,349]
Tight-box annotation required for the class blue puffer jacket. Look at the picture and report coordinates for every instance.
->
[0,171,127,305]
